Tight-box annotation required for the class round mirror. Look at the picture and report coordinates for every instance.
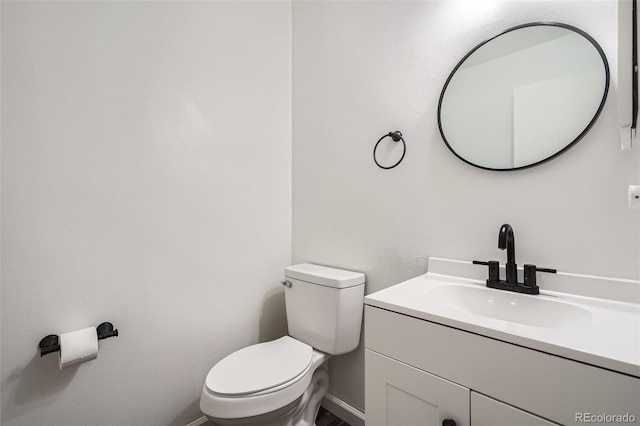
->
[438,23,609,171]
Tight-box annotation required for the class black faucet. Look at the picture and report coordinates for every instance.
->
[498,224,517,284]
[473,224,557,295]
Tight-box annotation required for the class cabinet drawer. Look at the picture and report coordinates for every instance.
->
[365,306,640,425]
[471,392,559,426]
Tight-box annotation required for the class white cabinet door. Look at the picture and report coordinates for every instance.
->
[471,392,559,426]
[366,349,469,426]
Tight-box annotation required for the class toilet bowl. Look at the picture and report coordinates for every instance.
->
[200,264,365,426]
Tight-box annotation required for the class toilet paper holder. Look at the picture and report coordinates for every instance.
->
[39,322,119,357]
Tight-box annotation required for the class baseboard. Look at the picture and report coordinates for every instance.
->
[322,393,365,426]
[187,395,365,426]
[185,415,209,426]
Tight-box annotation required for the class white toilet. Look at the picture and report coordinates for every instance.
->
[200,263,365,426]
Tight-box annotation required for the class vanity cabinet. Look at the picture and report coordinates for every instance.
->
[364,305,640,426]
[365,350,556,426]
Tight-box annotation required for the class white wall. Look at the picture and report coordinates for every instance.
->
[2,0,638,423]
[1,2,291,425]
[292,0,640,413]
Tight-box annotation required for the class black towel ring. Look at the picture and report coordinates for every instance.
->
[373,131,406,170]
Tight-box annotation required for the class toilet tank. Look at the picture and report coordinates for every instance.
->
[284,264,365,355]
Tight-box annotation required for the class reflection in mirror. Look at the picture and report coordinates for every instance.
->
[438,23,609,171]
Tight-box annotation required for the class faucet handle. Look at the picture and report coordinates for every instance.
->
[524,264,538,287]
[473,260,500,283]
[524,264,557,288]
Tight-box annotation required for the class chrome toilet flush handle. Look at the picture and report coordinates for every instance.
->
[281,280,292,288]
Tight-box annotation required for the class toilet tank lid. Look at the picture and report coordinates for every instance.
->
[285,264,365,288]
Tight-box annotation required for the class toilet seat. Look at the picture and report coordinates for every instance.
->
[200,339,329,420]
[206,336,313,396]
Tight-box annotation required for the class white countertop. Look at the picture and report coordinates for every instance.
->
[365,258,640,378]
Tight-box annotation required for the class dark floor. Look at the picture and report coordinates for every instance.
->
[315,407,351,426]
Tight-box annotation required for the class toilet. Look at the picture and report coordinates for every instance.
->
[200,263,365,426]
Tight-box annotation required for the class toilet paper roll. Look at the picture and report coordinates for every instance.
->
[59,327,98,370]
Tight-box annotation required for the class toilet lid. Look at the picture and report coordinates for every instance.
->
[206,336,313,396]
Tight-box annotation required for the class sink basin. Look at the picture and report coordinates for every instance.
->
[425,284,592,328]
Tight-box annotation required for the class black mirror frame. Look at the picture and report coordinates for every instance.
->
[437,22,610,171]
